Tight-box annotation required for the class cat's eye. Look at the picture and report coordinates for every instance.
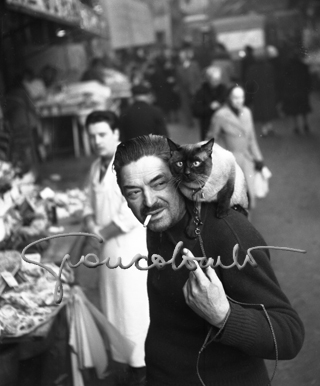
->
[192,161,201,167]
[176,161,183,168]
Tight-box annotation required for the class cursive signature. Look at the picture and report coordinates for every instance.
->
[21,232,306,304]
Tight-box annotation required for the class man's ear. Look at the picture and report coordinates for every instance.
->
[201,138,214,155]
[167,137,181,152]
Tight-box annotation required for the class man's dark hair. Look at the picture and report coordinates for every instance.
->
[113,135,170,187]
[85,110,119,131]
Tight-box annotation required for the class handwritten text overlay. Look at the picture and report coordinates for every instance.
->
[21,232,306,304]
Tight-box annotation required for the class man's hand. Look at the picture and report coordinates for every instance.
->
[182,248,230,328]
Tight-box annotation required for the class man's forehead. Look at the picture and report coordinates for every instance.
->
[88,121,112,133]
[121,156,170,186]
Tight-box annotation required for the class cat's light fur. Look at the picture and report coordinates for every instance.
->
[168,138,248,217]
[181,142,248,207]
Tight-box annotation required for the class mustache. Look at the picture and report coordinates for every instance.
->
[141,202,167,217]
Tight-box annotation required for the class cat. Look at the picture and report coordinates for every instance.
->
[167,138,248,218]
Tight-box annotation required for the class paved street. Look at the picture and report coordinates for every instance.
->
[38,94,320,386]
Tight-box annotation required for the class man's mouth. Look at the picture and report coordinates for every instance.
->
[146,208,164,216]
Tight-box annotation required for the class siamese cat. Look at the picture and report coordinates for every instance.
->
[167,138,248,218]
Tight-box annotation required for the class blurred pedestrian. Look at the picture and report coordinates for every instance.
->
[206,84,265,209]
[148,47,180,123]
[83,110,149,386]
[176,42,202,127]
[211,42,236,88]
[119,84,168,141]
[192,65,227,140]
[280,50,312,134]
[242,46,278,136]
[81,57,105,84]
[5,70,42,176]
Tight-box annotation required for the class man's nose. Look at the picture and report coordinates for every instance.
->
[143,190,157,208]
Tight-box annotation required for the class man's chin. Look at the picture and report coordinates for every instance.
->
[147,215,169,232]
[148,222,168,232]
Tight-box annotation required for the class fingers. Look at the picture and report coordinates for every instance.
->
[183,248,207,280]
[183,248,221,285]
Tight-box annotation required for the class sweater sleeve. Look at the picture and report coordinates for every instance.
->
[210,214,304,361]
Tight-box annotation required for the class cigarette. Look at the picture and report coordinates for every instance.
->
[143,214,152,227]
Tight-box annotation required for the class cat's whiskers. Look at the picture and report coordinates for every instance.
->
[169,176,182,193]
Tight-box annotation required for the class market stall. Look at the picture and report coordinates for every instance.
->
[35,69,131,158]
[0,159,108,385]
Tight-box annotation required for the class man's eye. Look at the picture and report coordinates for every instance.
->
[153,180,167,190]
[193,161,201,167]
[127,190,140,199]
[176,161,183,168]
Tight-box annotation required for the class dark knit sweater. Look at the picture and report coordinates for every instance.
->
[146,202,304,386]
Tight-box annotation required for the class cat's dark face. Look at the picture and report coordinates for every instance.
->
[167,139,214,189]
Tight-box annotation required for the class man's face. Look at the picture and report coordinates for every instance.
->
[120,156,186,232]
[88,122,119,159]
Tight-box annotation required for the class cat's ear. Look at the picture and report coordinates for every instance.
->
[167,138,181,152]
[201,138,215,155]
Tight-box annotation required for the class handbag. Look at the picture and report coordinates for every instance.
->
[254,166,272,198]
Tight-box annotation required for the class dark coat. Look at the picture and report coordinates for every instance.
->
[281,58,311,116]
[192,82,226,140]
[119,100,168,141]
[244,59,278,123]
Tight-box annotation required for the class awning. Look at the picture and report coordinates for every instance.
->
[5,0,107,38]
[101,0,155,49]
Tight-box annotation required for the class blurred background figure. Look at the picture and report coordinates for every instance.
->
[146,46,180,123]
[39,64,59,90]
[176,41,202,127]
[119,84,168,141]
[192,65,227,140]
[5,69,43,176]
[242,46,278,136]
[83,110,149,386]
[81,57,106,84]
[240,45,256,87]
[206,84,265,210]
[280,49,312,135]
[211,42,235,88]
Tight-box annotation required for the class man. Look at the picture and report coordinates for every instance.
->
[113,135,304,386]
[119,84,168,141]
[176,42,202,127]
[81,57,106,84]
[83,111,149,386]
[192,65,227,140]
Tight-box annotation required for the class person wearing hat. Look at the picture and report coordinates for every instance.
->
[119,84,168,142]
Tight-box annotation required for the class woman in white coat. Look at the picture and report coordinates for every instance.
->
[83,111,149,385]
[206,85,264,209]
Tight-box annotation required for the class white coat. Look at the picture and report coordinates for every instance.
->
[83,156,149,367]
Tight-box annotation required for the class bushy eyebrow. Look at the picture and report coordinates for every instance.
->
[123,173,166,190]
